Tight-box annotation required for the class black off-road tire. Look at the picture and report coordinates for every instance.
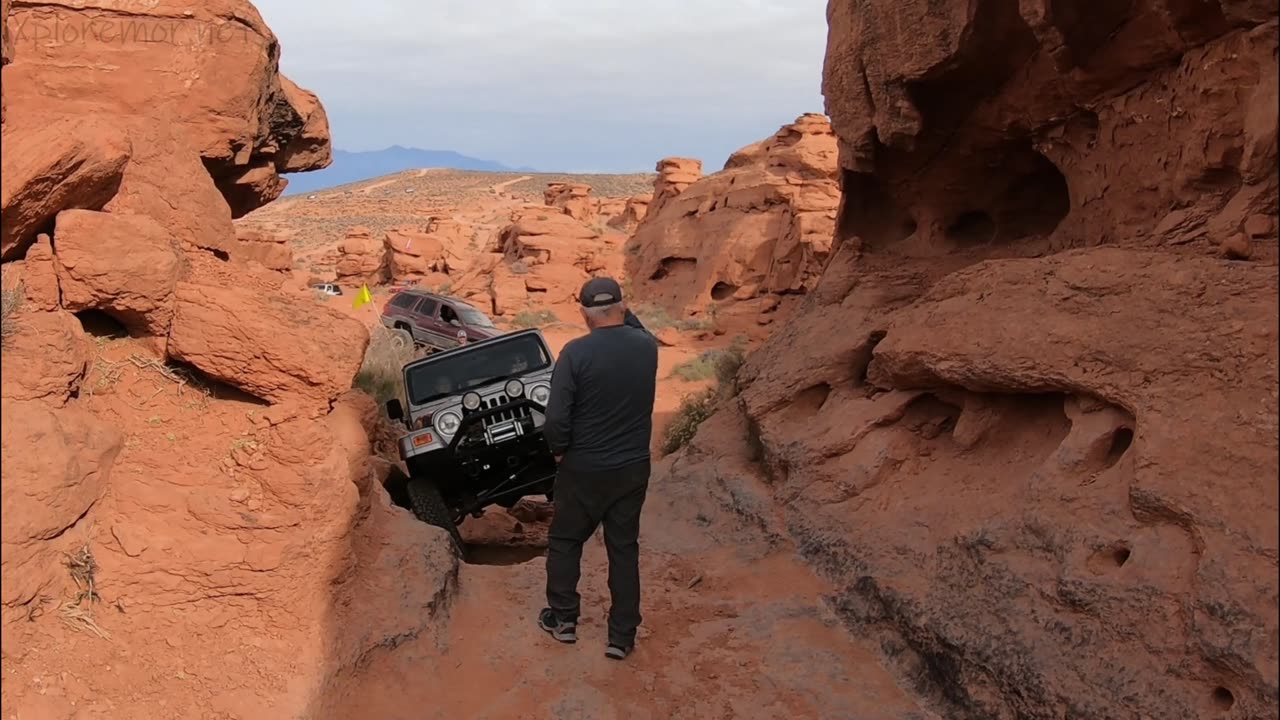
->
[406,478,465,556]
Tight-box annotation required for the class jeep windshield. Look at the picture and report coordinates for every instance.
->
[406,333,551,405]
[459,306,495,328]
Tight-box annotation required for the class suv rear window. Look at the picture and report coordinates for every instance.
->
[390,293,417,308]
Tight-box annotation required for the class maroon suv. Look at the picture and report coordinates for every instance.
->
[380,289,502,350]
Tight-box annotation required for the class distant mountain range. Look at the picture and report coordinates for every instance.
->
[282,146,536,195]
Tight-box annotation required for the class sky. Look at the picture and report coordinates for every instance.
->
[254,0,829,173]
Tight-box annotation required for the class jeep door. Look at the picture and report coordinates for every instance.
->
[437,303,467,347]
[410,297,444,347]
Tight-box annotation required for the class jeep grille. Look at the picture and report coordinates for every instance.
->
[481,393,532,428]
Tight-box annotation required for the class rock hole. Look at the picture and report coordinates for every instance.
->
[1211,686,1235,711]
[1105,427,1134,466]
[75,309,129,339]
[838,170,915,253]
[710,282,737,301]
[650,257,696,281]
[1111,544,1131,567]
[945,211,997,246]
[901,394,962,440]
[850,330,888,386]
[998,151,1072,240]
[211,249,231,262]
[793,383,831,415]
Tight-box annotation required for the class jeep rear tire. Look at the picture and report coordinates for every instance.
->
[406,478,465,555]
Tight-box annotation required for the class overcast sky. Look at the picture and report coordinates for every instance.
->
[254,0,828,173]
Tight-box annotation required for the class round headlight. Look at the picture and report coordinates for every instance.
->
[435,411,461,436]
[529,383,551,405]
[461,392,482,411]
[505,379,525,397]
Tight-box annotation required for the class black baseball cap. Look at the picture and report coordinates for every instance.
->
[579,276,623,307]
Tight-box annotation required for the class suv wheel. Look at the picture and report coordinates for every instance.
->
[406,478,465,555]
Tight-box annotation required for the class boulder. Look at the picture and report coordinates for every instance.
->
[167,283,370,408]
[0,309,91,406]
[0,117,130,260]
[276,76,334,172]
[53,209,181,337]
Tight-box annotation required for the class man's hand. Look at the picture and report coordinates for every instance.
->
[554,454,563,464]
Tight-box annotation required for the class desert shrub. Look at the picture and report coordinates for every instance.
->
[511,308,558,328]
[670,337,746,384]
[631,303,675,330]
[660,387,718,456]
[354,325,419,406]
[1,281,23,345]
[660,337,748,456]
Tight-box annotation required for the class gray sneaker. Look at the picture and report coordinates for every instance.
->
[605,643,632,660]
[538,608,577,644]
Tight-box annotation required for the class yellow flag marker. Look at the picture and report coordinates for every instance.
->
[352,284,373,309]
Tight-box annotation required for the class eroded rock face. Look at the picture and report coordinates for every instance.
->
[664,4,1280,719]
[232,225,293,272]
[334,227,388,286]
[0,399,121,625]
[53,209,181,337]
[5,0,332,219]
[625,114,840,313]
[167,283,369,409]
[0,117,131,260]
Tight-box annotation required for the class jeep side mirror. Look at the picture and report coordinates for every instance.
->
[385,398,404,421]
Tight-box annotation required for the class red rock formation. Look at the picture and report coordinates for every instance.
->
[0,2,457,716]
[544,181,597,222]
[649,157,702,218]
[4,0,332,220]
[607,192,652,230]
[53,209,181,338]
[663,4,1280,719]
[232,226,294,272]
[625,114,839,313]
[334,226,389,285]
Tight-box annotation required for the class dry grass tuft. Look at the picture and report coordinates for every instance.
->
[660,337,749,456]
[355,325,423,406]
[2,280,23,345]
[61,543,109,639]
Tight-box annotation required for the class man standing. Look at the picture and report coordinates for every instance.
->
[540,277,658,660]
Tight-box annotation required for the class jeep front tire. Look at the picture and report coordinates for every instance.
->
[406,478,465,555]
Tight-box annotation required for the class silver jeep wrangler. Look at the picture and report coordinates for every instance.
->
[385,328,558,549]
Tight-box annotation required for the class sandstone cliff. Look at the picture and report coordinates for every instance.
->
[664,4,1279,719]
[0,2,456,716]
[625,114,840,320]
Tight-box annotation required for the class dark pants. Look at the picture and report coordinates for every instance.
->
[545,460,650,647]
